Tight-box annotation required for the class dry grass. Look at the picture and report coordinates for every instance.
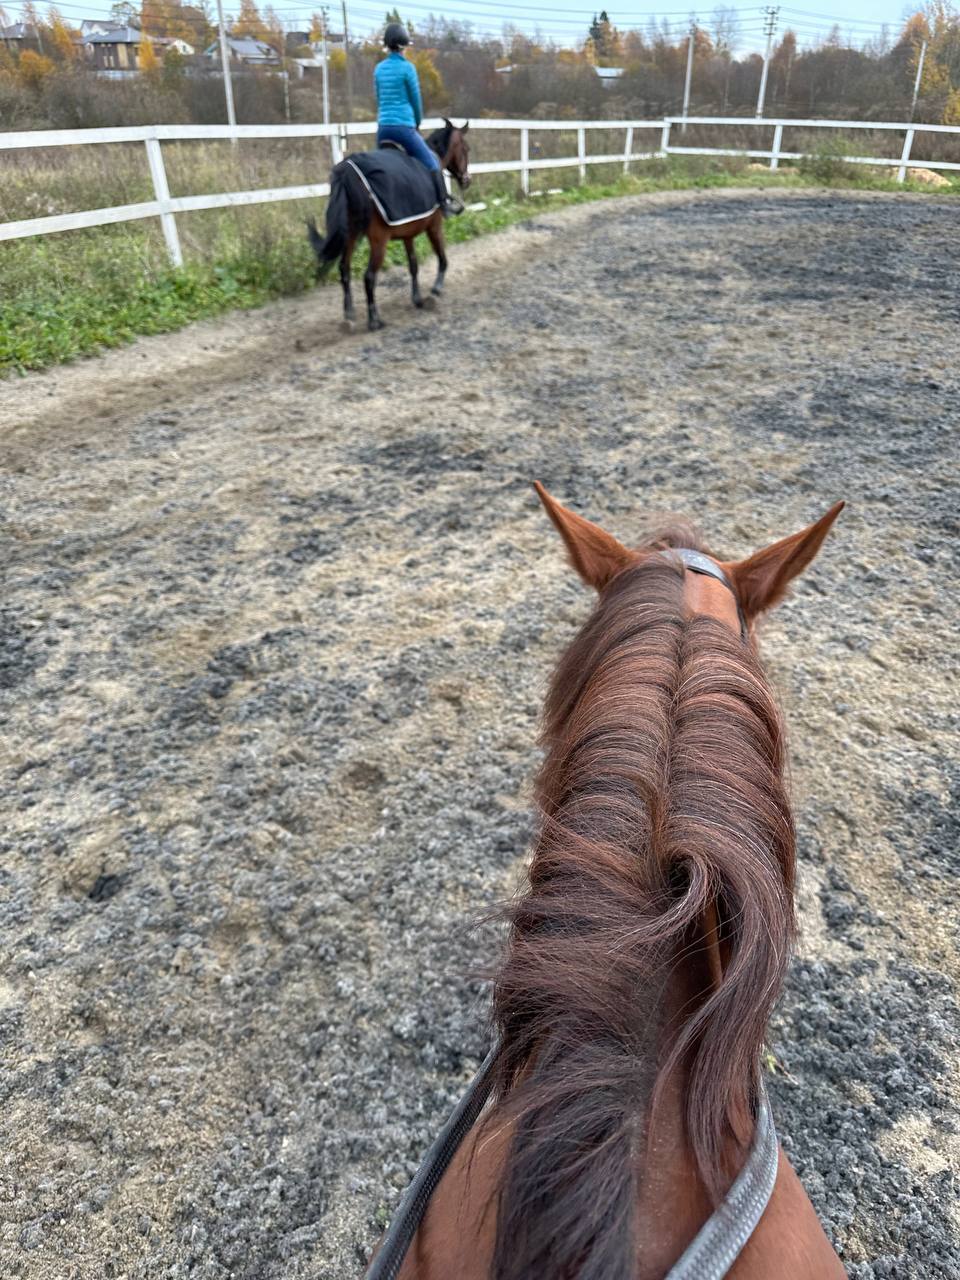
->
[1,132,957,375]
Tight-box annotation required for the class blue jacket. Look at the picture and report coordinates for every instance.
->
[374,51,422,128]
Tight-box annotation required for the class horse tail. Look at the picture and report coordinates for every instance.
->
[307,160,371,278]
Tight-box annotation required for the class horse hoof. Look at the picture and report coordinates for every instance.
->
[430,288,443,300]
[341,318,355,333]
[368,319,385,332]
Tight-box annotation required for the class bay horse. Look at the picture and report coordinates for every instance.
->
[306,120,470,332]
[374,486,849,1280]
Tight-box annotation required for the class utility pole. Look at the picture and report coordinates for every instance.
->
[910,39,927,121]
[681,22,695,134]
[756,6,779,119]
[341,0,353,133]
[320,6,330,127]
[215,0,237,128]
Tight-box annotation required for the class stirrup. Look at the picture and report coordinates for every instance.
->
[443,194,465,216]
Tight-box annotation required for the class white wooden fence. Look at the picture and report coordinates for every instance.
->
[2,115,958,268]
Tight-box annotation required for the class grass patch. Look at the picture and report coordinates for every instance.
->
[2,153,957,377]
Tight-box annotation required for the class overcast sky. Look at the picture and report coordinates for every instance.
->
[15,0,921,57]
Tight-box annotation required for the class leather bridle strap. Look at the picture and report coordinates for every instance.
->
[367,1044,499,1280]
[366,1045,778,1280]
[665,1087,780,1279]
[663,548,749,641]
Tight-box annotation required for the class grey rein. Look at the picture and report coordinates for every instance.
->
[367,1045,779,1280]
[369,551,762,1280]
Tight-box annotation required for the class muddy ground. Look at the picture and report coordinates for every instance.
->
[1,188,958,1279]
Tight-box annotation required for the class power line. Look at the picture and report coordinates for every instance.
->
[14,0,904,52]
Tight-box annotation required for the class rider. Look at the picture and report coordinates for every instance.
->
[374,22,463,216]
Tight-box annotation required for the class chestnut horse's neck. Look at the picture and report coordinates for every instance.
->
[482,550,796,1280]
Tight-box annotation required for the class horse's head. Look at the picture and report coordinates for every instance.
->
[428,118,471,191]
[533,481,844,640]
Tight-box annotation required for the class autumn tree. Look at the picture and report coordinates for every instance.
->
[17,46,55,85]
[384,8,412,34]
[587,10,622,63]
[19,0,43,51]
[142,34,164,76]
[411,46,447,107]
[46,7,79,62]
[772,29,798,106]
[262,4,284,52]
[142,1,204,44]
[896,4,960,120]
[231,0,271,44]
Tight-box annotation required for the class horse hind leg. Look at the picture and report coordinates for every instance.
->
[404,236,426,310]
[340,237,356,331]
[426,214,448,298]
[364,228,387,331]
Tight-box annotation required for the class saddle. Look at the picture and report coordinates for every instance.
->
[347,147,439,226]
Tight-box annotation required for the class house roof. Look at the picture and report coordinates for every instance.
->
[85,26,143,44]
[1,22,39,38]
[204,34,278,58]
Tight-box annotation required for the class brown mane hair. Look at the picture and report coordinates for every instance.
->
[483,526,796,1280]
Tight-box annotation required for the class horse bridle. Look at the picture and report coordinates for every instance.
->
[430,130,467,187]
[666,548,749,641]
[368,1044,778,1280]
[368,554,769,1280]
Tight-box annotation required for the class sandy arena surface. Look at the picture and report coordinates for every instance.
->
[1,188,958,1279]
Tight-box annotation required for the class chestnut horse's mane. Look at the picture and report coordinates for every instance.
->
[484,524,796,1280]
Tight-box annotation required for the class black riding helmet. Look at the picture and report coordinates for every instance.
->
[384,21,410,49]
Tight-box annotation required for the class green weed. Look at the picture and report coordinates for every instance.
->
[2,153,956,376]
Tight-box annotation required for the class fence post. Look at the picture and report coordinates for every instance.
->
[331,131,342,166]
[623,125,634,174]
[521,126,530,196]
[897,127,915,183]
[769,123,783,170]
[144,133,182,269]
[577,126,586,183]
[660,120,672,159]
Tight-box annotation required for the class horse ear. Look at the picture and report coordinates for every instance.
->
[722,502,844,620]
[443,117,453,129]
[461,121,469,133]
[534,482,634,591]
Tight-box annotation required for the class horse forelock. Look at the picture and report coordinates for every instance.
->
[483,554,796,1280]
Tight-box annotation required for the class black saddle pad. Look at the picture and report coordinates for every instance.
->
[347,147,439,226]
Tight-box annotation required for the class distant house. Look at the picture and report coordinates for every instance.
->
[594,66,624,87]
[82,25,194,74]
[1,21,40,51]
[152,35,195,57]
[204,34,280,67]
[84,26,143,74]
[285,29,311,54]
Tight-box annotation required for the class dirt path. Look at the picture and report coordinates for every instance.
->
[2,188,958,1280]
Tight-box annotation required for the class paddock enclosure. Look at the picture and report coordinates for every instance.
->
[2,188,958,1279]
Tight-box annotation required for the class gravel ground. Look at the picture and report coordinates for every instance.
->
[1,188,958,1280]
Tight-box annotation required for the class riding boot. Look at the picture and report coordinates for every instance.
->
[432,170,463,217]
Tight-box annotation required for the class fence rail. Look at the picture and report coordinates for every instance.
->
[3,115,958,268]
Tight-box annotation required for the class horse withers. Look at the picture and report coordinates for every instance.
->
[372,490,849,1280]
[307,120,470,332]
